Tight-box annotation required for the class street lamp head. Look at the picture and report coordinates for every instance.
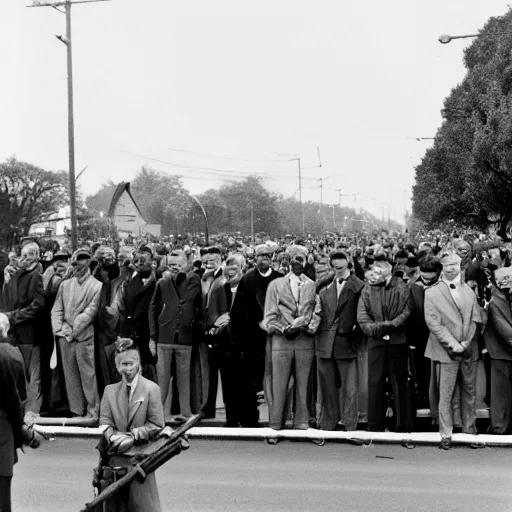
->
[438,34,452,44]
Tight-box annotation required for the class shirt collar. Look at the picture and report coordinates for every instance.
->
[126,373,139,391]
[258,268,272,278]
[442,274,461,288]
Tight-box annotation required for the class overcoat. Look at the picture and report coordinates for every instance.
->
[315,274,365,359]
[99,376,165,512]
[424,280,481,363]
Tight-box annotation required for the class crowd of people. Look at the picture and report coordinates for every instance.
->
[2,226,512,452]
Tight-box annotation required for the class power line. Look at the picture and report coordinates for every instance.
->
[117,149,302,178]
[167,146,289,163]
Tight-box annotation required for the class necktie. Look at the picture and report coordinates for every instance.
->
[450,284,456,290]
[338,278,347,284]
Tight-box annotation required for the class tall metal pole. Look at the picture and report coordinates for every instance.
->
[332,204,336,231]
[65,2,78,250]
[318,178,323,233]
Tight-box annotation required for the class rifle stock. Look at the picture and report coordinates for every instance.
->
[81,413,203,512]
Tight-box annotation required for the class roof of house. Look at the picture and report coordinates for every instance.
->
[107,182,145,219]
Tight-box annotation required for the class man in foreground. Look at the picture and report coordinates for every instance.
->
[424,251,481,449]
[99,339,165,511]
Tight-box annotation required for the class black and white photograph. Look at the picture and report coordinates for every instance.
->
[1,0,512,510]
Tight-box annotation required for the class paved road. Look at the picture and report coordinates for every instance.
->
[12,438,512,512]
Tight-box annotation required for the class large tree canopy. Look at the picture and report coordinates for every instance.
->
[0,157,68,245]
[413,9,512,238]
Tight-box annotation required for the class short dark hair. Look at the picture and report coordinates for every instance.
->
[396,250,409,260]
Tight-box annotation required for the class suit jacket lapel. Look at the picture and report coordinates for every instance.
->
[117,381,129,431]
[439,282,462,315]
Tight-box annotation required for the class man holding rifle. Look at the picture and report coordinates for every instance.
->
[96,338,191,512]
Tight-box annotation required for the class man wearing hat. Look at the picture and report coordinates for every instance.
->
[230,243,280,426]
[484,267,512,434]
[314,249,365,431]
[405,255,442,412]
[40,249,71,413]
[357,253,413,432]
[51,248,103,419]
[424,251,481,449]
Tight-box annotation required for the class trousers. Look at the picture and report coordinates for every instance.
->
[58,338,99,417]
[156,344,192,418]
[268,334,314,430]
[0,476,12,512]
[18,344,42,415]
[367,343,412,432]
[489,359,512,434]
[431,359,477,439]
[317,357,358,430]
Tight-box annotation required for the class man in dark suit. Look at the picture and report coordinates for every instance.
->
[406,255,442,410]
[1,242,45,421]
[149,250,202,422]
[484,267,512,434]
[314,250,365,431]
[116,247,157,382]
[230,244,281,425]
[99,339,165,511]
[357,254,412,432]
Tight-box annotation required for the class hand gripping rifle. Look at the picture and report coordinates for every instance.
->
[81,413,203,512]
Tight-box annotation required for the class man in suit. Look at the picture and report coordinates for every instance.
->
[99,339,165,511]
[51,248,103,419]
[261,245,317,431]
[230,244,281,425]
[200,246,226,418]
[1,242,45,420]
[116,247,157,383]
[424,251,482,449]
[357,254,412,432]
[406,255,443,410]
[314,250,365,431]
[0,312,26,512]
[484,267,512,434]
[149,249,202,422]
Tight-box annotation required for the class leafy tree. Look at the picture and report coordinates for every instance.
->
[0,157,68,246]
[77,214,118,243]
[413,9,512,239]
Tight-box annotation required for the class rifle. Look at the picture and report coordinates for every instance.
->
[81,413,203,512]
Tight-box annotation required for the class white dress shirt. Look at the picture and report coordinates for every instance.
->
[442,274,462,309]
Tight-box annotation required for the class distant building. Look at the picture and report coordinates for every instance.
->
[29,206,72,238]
[106,182,161,238]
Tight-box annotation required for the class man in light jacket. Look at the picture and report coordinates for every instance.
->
[261,246,316,431]
[51,248,102,419]
[424,251,482,449]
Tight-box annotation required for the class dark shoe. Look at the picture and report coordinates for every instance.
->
[452,426,463,434]
[266,438,281,445]
[334,424,346,432]
[439,438,452,451]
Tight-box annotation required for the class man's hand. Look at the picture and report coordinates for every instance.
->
[450,343,465,356]
[149,339,157,357]
[131,427,149,444]
[460,340,470,351]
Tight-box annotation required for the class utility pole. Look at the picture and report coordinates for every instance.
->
[317,176,329,233]
[291,157,305,237]
[28,0,111,250]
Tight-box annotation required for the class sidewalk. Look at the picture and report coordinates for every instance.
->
[34,402,506,447]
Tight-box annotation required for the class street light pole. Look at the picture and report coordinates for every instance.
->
[438,32,512,44]
[28,0,111,251]
[190,195,209,245]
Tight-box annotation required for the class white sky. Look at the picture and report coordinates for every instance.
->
[1,0,510,224]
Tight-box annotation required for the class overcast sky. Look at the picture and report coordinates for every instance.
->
[1,0,510,224]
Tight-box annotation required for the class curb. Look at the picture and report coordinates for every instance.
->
[32,424,512,447]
